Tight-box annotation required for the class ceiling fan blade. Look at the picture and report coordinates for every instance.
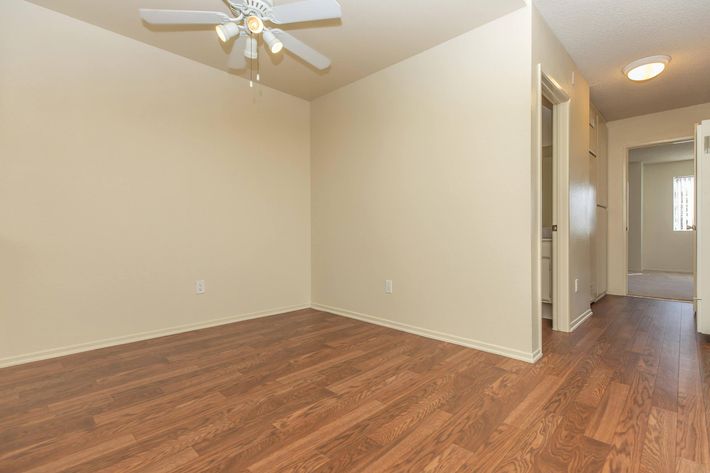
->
[139,9,231,25]
[269,0,342,24]
[227,35,247,70]
[271,29,331,70]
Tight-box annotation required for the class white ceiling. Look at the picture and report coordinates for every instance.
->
[26,0,524,101]
[534,0,710,121]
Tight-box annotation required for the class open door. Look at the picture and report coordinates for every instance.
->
[696,120,710,334]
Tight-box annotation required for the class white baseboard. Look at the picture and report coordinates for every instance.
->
[312,303,541,363]
[569,308,593,332]
[0,304,310,369]
[592,292,607,303]
[640,269,693,274]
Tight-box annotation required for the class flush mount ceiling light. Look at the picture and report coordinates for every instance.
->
[623,55,671,82]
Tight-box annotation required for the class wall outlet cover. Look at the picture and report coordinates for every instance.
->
[195,280,206,295]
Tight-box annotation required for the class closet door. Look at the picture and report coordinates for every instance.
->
[596,206,608,296]
[590,197,598,300]
[597,119,608,207]
[589,105,599,157]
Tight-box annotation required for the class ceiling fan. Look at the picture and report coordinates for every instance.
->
[139,0,341,71]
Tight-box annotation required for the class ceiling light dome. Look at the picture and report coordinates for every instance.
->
[246,15,264,34]
[623,55,671,82]
[263,29,283,54]
[216,22,240,42]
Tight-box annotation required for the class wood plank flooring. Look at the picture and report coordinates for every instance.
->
[1,296,709,472]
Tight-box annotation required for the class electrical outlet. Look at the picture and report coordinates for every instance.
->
[195,280,206,295]
[385,280,393,294]
[574,278,579,293]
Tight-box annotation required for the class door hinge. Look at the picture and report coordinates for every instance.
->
[552,225,558,232]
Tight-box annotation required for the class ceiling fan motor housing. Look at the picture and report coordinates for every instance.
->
[231,0,274,18]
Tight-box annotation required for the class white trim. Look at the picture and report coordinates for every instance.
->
[569,308,593,332]
[530,347,543,362]
[620,135,695,296]
[592,292,607,303]
[533,67,572,349]
[312,303,541,364]
[0,304,310,368]
[696,121,705,333]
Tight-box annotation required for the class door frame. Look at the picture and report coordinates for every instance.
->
[696,120,709,334]
[622,136,695,298]
[533,65,571,355]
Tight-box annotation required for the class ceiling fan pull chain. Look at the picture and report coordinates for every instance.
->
[256,36,261,82]
[249,33,254,89]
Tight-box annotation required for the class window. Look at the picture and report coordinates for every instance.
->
[673,175,694,231]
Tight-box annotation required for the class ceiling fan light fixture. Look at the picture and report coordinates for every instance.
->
[263,29,283,54]
[215,22,240,42]
[246,15,264,34]
[244,36,258,59]
[137,0,342,72]
[623,55,671,82]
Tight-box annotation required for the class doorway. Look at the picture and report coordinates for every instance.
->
[626,140,695,301]
[534,67,571,354]
[541,95,554,326]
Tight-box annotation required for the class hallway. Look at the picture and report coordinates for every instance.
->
[540,296,710,472]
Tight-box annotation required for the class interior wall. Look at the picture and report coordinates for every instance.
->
[642,160,694,273]
[627,162,643,272]
[311,8,536,360]
[607,102,710,295]
[532,6,593,330]
[0,0,312,364]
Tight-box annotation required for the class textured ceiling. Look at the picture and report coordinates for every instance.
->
[534,0,710,121]
[25,0,524,101]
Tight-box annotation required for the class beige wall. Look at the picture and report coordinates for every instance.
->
[607,103,710,294]
[0,1,311,364]
[2,1,602,365]
[627,162,643,272]
[532,7,593,331]
[642,160,694,273]
[311,8,536,360]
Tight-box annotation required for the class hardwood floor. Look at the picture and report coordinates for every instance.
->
[1,296,709,472]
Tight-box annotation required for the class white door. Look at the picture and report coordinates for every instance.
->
[696,120,710,334]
